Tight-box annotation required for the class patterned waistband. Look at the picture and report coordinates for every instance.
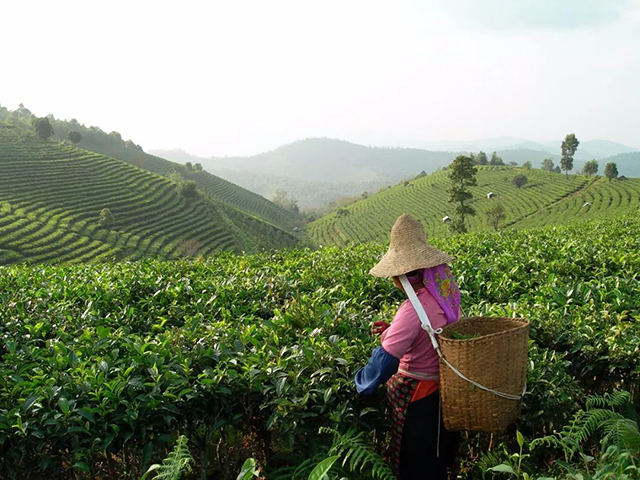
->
[398,367,439,381]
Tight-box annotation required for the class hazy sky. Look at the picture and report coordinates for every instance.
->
[2,0,639,156]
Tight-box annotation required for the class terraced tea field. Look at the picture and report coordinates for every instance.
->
[512,176,640,228]
[0,110,299,232]
[307,166,640,246]
[0,134,297,265]
[182,170,298,230]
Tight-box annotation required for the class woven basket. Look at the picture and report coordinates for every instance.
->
[438,316,529,433]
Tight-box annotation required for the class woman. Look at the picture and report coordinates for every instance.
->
[355,214,460,479]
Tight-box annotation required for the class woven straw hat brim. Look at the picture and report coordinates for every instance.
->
[369,213,455,277]
[369,244,455,277]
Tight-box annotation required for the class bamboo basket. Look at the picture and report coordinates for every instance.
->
[438,316,529,433]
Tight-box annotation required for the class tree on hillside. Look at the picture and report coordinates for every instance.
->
[523,161,532,170]
[272,190,299,214]
[32,117,54,140]
[194,163,203,171]
[489,152,504,165]
[541,158,555,171]
[185,162,193,171]
[561,133,580,179]
[604,162,618,181]
[447,155,477,233]
[99,208,114,228]
[176,179,199,199]
[67,130,82,144]
[582,159,598,176]
[486,202,506,231]
[477,151,488,165]
[513,173,528,188]
[554,166,561,174]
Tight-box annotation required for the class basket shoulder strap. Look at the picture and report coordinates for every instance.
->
[399,275,441,352]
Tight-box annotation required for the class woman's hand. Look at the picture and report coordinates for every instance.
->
[371,321,390,336]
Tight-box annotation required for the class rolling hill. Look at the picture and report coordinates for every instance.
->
[0,129,298,265]
[306,165,640,246]
[0,104,299,232]
[154,138,640,209]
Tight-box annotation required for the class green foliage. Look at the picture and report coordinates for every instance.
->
[308,167,640,247]
[605,162,619,181]
[1,104,297,236]
[541,158,555,172]
[0,217,639,477]
[67,130,82,144]
[307,456,340,480]
[99,207,114,228]
[513,174,528,189]
[336,207,349,218]
[488,391,639,479]
[32,116,54,140]
[523,161,532,170]
[447,155,478,233]
[582,159,598,176]
[0,136,299,265]
[477,151,488,165]
[236,458,260,479]
[319,427,395,480]
[175,179,199,199]
[271,189,300,214]
[141,435,194,480]
[485,202,506,230]
[561,134,580,179]
[490,151,505,165]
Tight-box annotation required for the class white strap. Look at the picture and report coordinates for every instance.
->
[398,275,526,401]
[399,275,442,351]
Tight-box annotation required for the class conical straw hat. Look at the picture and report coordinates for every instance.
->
[369,214,455,277]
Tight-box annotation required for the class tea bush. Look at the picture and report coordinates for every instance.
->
[0,216,638,478]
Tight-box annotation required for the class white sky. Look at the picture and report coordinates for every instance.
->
[1,0,639,156]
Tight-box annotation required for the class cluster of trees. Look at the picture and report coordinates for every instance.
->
[541,158,562,173]
[184,162,203,172]
[1,103,144,152]
[32,117,54,140]
[168,172,199,200]
[271,190,300,214]
[469,151,505,166]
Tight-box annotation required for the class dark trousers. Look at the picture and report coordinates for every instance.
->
[399,392,459,480]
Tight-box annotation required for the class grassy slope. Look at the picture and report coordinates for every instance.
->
[0,132,297,265]
[51,125,300,231]
[306,166,640,246]
[511,176,640,228]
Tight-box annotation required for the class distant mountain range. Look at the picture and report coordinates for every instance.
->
[153,137,640,209]
[415,136,639,160]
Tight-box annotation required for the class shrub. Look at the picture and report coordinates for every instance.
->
[513,173,528,188]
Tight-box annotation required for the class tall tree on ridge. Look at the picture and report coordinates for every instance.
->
[582,159,598,176]
[604,162,618,181]
[561,133,580,179]
[447,155,478,234]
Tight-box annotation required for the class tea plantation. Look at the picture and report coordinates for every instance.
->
[0,132,298,265]
[307,166,640,246]
[0,215,638,478]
